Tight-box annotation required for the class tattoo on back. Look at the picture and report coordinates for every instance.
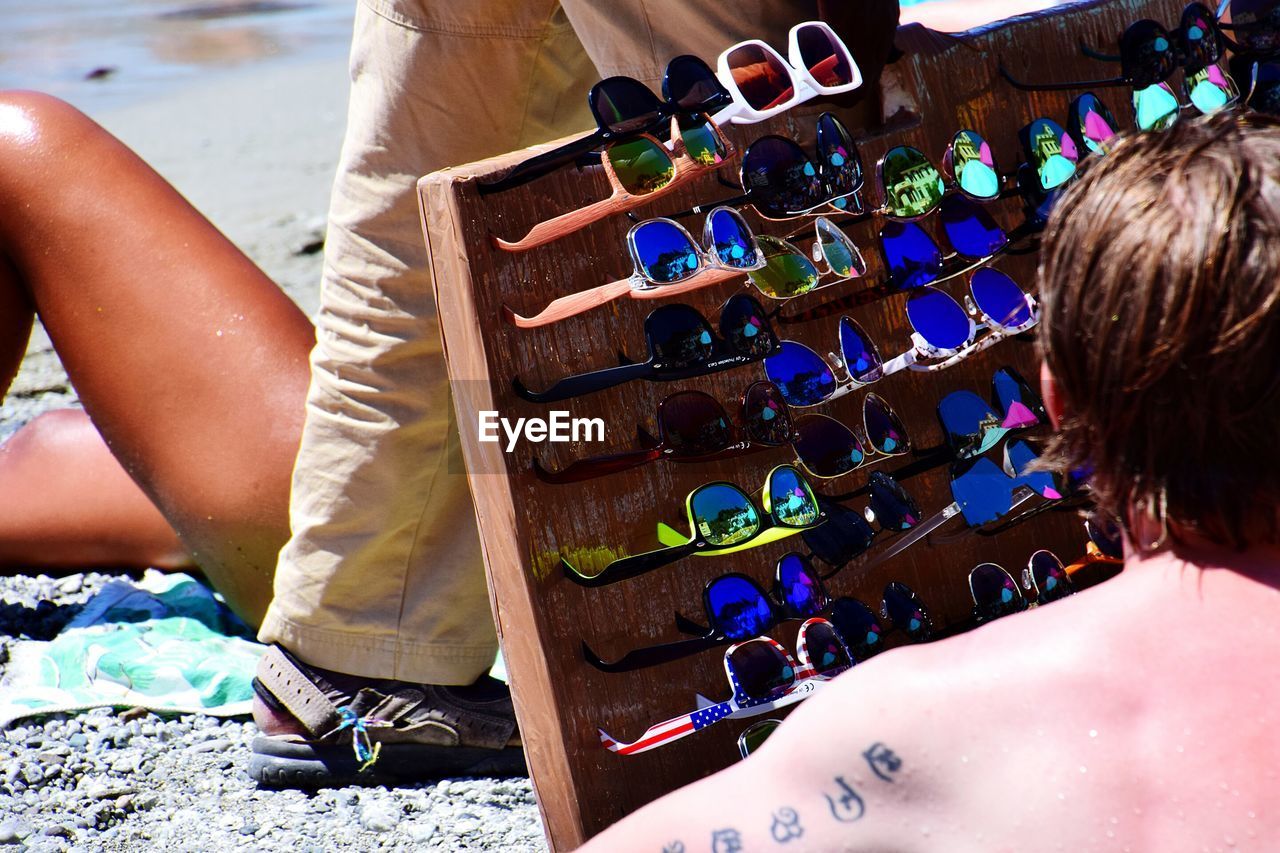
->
[824,776,866,823]
[770,807,804,843]
[711,828,743,853]
[661,842,685,853]
[862,742,903,782]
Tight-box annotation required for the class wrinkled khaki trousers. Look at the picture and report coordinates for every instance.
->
[258,0,858,684]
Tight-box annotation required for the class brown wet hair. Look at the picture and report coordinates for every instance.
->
[1037,109,1280,550]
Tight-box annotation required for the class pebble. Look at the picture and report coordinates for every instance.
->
[358,802,399,833]
[189,739,232,753]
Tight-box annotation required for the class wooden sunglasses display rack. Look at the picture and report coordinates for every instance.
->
[416,0,1182,847]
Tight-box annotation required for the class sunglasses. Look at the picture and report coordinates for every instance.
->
[743,219,867,300]
[1001,4,1238,131]
[710,22,863,126]
[869,440,1065,568]
[480,55,731,194]
[588,552,883,671]
[937,365,1047,460]
[505,206,766,328]
[801,476,922,570]
[494,115,735,252]
[668,113,865,221]
[598,617,851,756]
[1022,549,1077,604]
[880,581,935,643]
[562,464,824,587]
[513,294,776,403]
[737,718,782,759]
[968,562,1030,624]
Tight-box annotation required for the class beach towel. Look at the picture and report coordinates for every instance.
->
[0,571,264,726]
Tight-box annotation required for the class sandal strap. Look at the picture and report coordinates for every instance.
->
[256,645,343,737]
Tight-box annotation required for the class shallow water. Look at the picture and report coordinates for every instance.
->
[0,0,354,110]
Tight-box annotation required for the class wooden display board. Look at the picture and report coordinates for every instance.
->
[418,0,1180,846]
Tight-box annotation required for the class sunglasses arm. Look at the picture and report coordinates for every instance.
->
[997,62,1128,92]
[1078,39,1123,63]
[659,193,753,221]
[532,446,665,484]
[494,194,633,253]
[860,502,962,570]
[582,634,723,673]
[512,360,653,404]
[561,543,694,588]
[477,131,606,195]
[502,279,636,328]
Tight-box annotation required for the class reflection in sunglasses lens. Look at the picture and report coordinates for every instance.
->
[1028,550,1075,603]
[705,208,759,269]
[970,268,1032,330]
[802,496,875,567]
[939,391,1007,459]
[632,220,700,283]
[906,288,971,352]
[660,392,733,456]
[608,137,675,196]
[882,582,933,642]
[864,394,909,456]
[992,366,1045,428]
[720,294,777,357]
[768,467,821,526]
[1023,118,1077,190]
[880,220,944,289]
[677,115,726,166]
[728,641,795,700]
[796,25,853,87]
[749,236,820,298]
[803,621,852,675]
[664,55,726,110]
[793,415,866,478]
[949,129,1000,200]
[880,146,946,219]
[828,598,884,661]
[816,112,863,199]
[1133,82,1180,131]
[838,317,882,384]
[743,136,827,217]
[1068,94,1119,156]
[815,218,865,278]
[1186,65,1236,114]
[867,472,921,531]
[765,341,836,407]
[970,563,1027,622]
[776,553,828,616]
[742,382,793,445]
[707,575,774,640]
[591,77,663,134]
[646,304,716,367]
[940,195,1008,261]
[726,44,796,111]
[692,484,760,546]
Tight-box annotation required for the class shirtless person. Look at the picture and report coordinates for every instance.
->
[581,111,1280,851]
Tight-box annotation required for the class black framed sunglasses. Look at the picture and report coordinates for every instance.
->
[513,294,777,403]
[479,55,731,194]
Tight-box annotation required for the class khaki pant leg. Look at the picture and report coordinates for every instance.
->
[257,0,596,684]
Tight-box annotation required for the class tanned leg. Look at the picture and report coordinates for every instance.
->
[0,91,315,624]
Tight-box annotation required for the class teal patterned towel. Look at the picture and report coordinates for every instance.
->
[0,572,264,726]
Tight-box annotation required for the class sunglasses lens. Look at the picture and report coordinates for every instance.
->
[906,287,971,351]
[1186,66,1236,114]
[1023,118,1077,190]
[880,146,946,219]
[1028,550,1075,603]
[742,382,793,445]
[970,268,1033,330]
[879,221,943,289]
[728,641,795,700]
[726,44,795,111]
[1250,62,1280,115]
[632,220,701,283]
[738,719,781,758]
[950,456,1020,526]
[707,575,775,640]
[1234,4,1280,54]
[608,137,675,196]
[827,598,884,661]
[748,236,821,297]
[1086,515,1125,559]
[591,77,662,135]
[776,553,829,616]
[660,392,733,456]
[801,621,852,676]
[691,484,761,547]
[837,317,882,384]
[949,130,1000,200]
[1068,94,1119,156]
[663,55,728,110]
[719,294,777,357]
[646,304,715,366]
[866,472,921,531]
[815,113,864,200]
[1122,21,1177,87]
[677,114,728,166]
[764,341,836,407]
[938,390,1006,459]
[863,394,909,456]
[802,495,874,567]
[882,582,932,642]
[706,208,761,270]
[796,24,854,87]
[1182,5,1223,66]
[992,366,1046,428]
[970,563,1026,622]
[940,195,1008,261]
[815,219,866,279]
[742,137,826,217]
[1005,440,1063,499]
[793,415,867,478]
[1133,82,1180,131]
[767,466,821,527]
